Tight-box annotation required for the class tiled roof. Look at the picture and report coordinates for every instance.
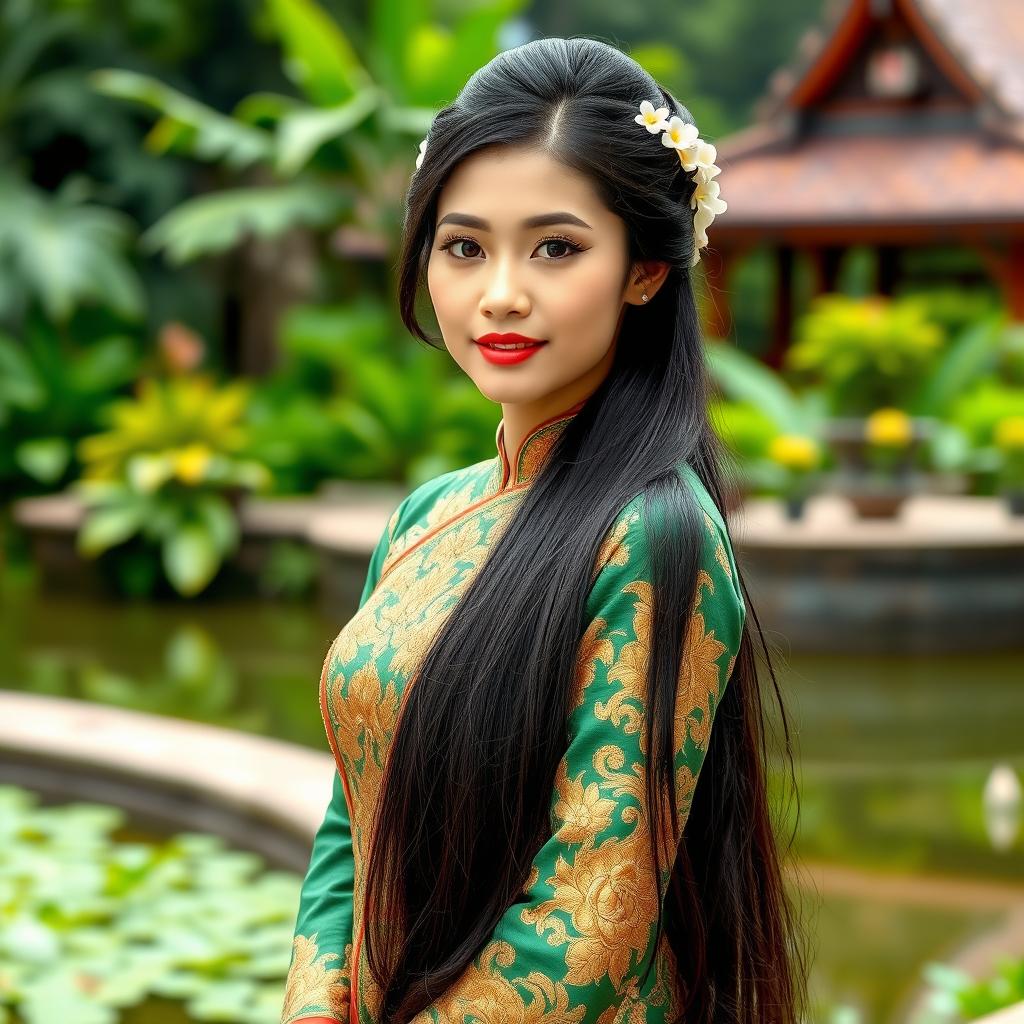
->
[906,0,1024,121]
[714,132,1024,228]
[758,0,1024,124]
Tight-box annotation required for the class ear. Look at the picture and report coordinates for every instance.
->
[625,260,671,305]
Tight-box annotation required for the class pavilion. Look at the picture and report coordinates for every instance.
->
[706,0,1024,366]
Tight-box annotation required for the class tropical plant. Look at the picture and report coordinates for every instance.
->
[88,0,527,266]
[0,323,140,499]
[704,339,829,493]
[0,3,148,330]
[785,293,945,416]
[243,300,499,492]
[74,374,272,597]
[0,782,299,1024]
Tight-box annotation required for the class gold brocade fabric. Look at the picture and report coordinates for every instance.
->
[281,402,746,1024]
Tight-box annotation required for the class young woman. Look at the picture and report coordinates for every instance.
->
[282,35,808,1024]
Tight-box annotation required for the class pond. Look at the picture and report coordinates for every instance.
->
[1,582,1022,1024]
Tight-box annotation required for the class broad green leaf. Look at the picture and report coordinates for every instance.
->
[265,0,370,105]
[14,437,70,483]
[275,87,380,175]
[77,502,148,556]
[90,69,274,171]
[704,341,804,432]
[162,522,220,596]
[908,312,1004,416]
[141,183,351,263]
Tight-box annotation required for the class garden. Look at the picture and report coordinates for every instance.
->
[2,2,1023,1023]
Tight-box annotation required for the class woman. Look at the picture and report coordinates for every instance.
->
[282,35,809,1024]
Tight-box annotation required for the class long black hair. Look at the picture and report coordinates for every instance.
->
[365,35,810,1024]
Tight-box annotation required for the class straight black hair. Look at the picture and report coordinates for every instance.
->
[365,34,811,1023]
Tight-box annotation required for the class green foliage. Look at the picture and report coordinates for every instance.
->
[74,375,272,597]
[785,294,945,415]
[920,957,1024,1021]
[949,381,1024,449]
[243,300,498,492]
[0,323,140,498]
[704,340,829,494]
[0,174,144,326]
[142,183,352,265]
[88,0,526,267]
[0,783,298,1024]
[708,398,778,461]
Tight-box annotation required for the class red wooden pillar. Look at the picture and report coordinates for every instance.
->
[808,245,844,296]
[765,245,794,370]
[1006,240,1024,322]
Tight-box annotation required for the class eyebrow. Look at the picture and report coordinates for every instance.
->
[436,211,593,231]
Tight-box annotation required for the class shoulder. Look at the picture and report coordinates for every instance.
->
[591,461,744,612]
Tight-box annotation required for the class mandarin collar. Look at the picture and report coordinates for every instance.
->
[493,399,587,490]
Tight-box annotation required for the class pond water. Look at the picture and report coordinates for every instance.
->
[1,583,1022,1024]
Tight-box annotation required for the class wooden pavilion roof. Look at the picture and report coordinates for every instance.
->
[712,0,1024,241]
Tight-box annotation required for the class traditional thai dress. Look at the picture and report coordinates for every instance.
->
[280,399,746,1024]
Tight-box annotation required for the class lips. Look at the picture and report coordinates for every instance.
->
[474,332,547,348]
[474,332,547,365]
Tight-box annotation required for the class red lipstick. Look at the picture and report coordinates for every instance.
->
[474,332,548,366]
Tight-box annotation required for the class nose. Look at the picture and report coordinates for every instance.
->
[479,253,530,319]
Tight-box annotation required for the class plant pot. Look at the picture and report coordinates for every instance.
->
[1004,490,1024,517]
[823,416,936,519]
[782,494,807,521]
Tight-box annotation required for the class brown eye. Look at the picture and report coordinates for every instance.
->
[438,236,482,260]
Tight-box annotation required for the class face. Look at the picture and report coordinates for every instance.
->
[426,144,650,427]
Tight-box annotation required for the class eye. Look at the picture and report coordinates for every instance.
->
[536,236,585,259]
[436,233,587,262]
[438,236,483,260]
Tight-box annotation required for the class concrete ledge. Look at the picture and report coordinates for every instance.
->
[734,493,1024,549]
[0,691,333,865]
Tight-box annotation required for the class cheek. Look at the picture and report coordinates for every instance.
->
[551,262,625,329]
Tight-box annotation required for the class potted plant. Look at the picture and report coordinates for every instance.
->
[765,433,822,520]
[994,414,1024,515]
[785,294,942,517]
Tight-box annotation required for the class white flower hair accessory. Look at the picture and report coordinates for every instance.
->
[634,100,726,267]
[415,136,428,170]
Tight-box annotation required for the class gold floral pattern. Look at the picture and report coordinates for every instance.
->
[282,404,746,1024]
[281,933,353,1024]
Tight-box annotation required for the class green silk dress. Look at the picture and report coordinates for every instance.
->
[280,399,746,1024]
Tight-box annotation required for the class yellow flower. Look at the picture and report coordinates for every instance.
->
[995,415,1024,452]
[172,443,213,485]
[865,408,912,447]
[768,434,820,471]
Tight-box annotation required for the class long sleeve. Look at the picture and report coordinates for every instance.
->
[282,503,404,1024]
[414,494,746,1023]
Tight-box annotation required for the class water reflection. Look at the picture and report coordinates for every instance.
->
[1,588,1022,1022]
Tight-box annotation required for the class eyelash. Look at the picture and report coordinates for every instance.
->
[436,232,587,262]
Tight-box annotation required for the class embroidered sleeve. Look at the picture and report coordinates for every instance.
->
[282,506,403,1024]
[412,493,746,1022]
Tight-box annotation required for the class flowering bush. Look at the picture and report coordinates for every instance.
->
[74,375,271,597]
[786,294,944,415]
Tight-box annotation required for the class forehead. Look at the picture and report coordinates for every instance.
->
[435,144,611,226]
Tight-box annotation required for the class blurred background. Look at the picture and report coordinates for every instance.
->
[1,0,1022,1022]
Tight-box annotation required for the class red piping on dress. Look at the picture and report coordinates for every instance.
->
[316,643,360,1024]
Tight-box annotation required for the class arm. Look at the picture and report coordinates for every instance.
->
[282,501,406,1024]
[414,497,746,1022]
